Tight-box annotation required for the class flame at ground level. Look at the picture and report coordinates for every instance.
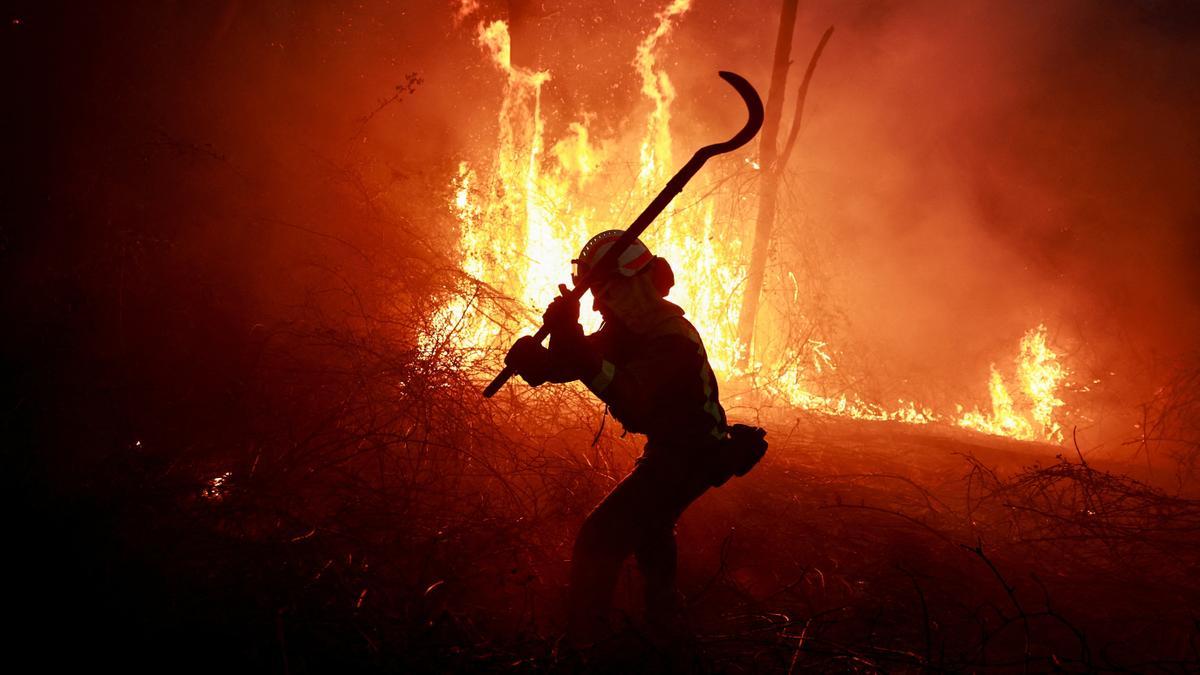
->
[956,325,1067,442]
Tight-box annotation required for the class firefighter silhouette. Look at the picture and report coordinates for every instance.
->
[505,230,762,642]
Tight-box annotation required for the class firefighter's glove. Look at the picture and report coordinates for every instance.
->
[544,286,600,382]
[505,335,549,387]
[542,285,581,339]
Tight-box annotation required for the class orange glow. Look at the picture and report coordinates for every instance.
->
[425,12,1072,445]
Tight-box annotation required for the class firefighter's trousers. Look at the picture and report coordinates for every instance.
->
[566,445,711,640]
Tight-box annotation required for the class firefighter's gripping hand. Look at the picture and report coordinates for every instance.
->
[542,284,581,338]
[505,336,549,387]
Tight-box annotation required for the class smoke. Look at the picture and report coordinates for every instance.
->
[848,5,1198,339]
[793,0,1200,426]
[666,0,1200,426]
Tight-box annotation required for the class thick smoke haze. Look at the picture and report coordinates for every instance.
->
[665,1,1200,418]
[7,0,1200,449]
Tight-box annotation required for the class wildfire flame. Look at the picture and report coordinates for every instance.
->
[422,8,1072,445]
[423,8,746,367]
[957,324,1067,442]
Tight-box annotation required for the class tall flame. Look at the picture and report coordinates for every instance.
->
[425,9,1073,446]
[634,0,690,190]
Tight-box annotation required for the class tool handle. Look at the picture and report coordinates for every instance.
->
[482,324,550,397]
[482,364,517,398]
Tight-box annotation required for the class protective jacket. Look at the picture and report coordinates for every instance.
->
[519,299,727,448]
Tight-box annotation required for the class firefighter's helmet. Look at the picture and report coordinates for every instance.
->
[571,230,674,297]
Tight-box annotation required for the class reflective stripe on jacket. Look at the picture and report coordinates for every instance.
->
[543,300,727,445]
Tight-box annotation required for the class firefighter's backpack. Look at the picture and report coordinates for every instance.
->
[707,424,768,487]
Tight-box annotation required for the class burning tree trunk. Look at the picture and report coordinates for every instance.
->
[735,0,797,368]
[736,0,833,368]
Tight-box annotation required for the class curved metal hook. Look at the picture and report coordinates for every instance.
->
[697,71,765,159]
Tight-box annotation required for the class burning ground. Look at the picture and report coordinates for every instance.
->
[6,0,1200,671]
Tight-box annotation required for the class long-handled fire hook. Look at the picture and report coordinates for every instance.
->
[483,70,764,398]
